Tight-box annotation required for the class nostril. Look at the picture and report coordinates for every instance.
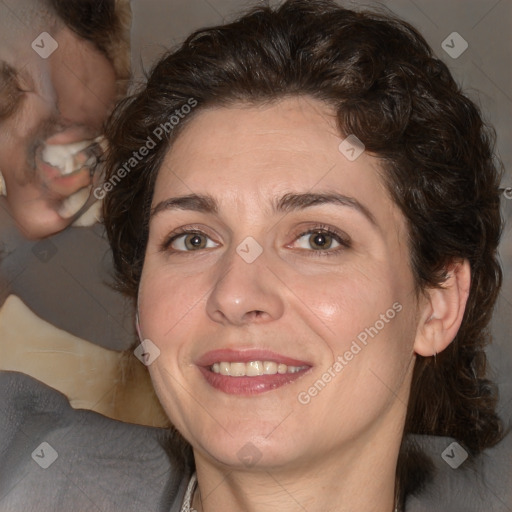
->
[245,310,266,320]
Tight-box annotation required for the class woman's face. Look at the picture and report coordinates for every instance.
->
[139,96,421,471]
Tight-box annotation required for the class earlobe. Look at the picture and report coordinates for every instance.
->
[413,259,471,357]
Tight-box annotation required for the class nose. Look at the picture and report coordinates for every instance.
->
[206,245,285,326]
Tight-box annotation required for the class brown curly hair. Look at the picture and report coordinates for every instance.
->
[102,0,504,503]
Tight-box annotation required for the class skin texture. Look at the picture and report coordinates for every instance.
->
[138,97,470,512]
[0,8,117,238]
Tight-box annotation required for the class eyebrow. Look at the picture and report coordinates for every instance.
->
[151,192,377,226]
[151,194,218,217]
[275,192,377,226]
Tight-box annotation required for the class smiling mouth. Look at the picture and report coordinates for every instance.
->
[39,138,104,178]
[210,361,309,376]
[198,349,312,394]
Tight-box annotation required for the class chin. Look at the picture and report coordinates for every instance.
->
[190,422,308,470]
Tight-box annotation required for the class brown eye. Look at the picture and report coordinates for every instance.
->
[168,231,218,252]
[184,233,207,250]
[308,232,334,250]
[293,230,342,251]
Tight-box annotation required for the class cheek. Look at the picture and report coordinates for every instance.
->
[0,120,24,170]
[137,265,208,348]
[137,265,210,428]
[290,264,397,339]
[0,105,50,174]
[53,54,117,128]
[16,94,54,138]
[290,258,416,382]
[304,272,415,400]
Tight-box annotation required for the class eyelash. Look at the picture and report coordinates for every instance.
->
[161,226,213,251]
[291,224,351,257]
[161,224,351,256]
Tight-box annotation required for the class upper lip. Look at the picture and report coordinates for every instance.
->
[44,126,98,146]
[196,348,312,368]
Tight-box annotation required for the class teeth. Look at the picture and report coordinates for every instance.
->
[42,140,93,175]
[219,362,230,375]
[246,361,263,376]
[263,361,277,374]
[41,136,105,176]
[231,362,246,377]
[210,361,307,377]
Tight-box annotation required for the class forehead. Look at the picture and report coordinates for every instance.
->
[162,97,338,167]
[153,97,394,219]
[0,0,55,57]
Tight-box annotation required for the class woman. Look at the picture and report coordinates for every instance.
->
[103,0,504,510]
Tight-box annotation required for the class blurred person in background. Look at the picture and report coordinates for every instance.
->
[0,0,166,426]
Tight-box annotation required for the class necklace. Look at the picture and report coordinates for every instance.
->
[179,472,198,512]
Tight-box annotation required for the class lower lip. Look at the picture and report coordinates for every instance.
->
[198,366,311,395]
[38,159,72,181]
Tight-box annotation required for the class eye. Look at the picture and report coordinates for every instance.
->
[167,231,218,251]
[290,226,350,254]
[295,231,340,250]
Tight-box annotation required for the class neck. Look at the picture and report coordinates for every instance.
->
[191,425,402,512]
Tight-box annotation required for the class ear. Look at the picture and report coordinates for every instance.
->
[414,259,471,357]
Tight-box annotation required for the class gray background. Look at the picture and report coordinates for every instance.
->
[131,0,512,409]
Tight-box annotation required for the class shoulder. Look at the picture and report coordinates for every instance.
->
[0,371,190,512]
[406,431,512,512]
